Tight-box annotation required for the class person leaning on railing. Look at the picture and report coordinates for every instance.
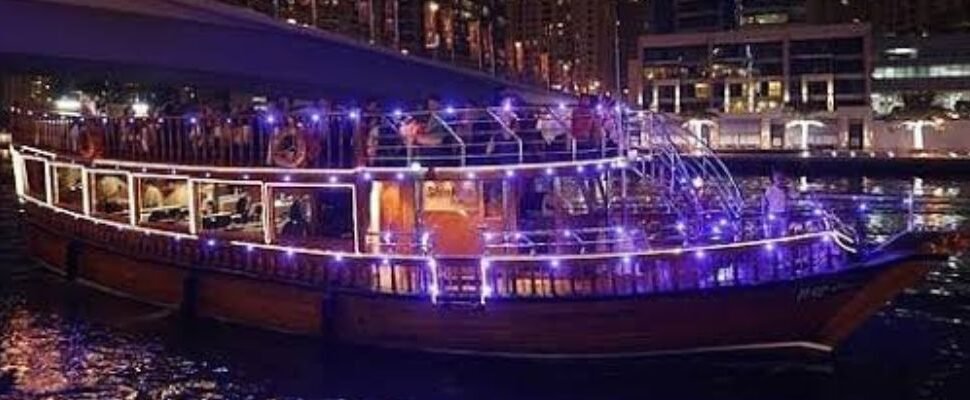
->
[513,107,544,163]
[227,104,253,165]
[599,99,621,156]
[489,100,521,164]
[454,103,488,165]
[571,96,597,158]
[358,99,382,167]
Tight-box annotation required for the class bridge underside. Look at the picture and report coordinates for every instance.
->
[0,0,563,103]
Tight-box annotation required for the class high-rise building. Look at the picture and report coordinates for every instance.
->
[869,0,970,35]
[217,1,509,79]
[808,0,970,36]
[629,23,873,149]
[872,33,970,116]
[674,0,738,32]
[669,0,813,32]
[396,0,505,71]
[619,0,654,95]
[506,0,618,94]
[740,0,807,26]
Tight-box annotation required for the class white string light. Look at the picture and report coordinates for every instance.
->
[479,258,491,304]
[10,146,855,298]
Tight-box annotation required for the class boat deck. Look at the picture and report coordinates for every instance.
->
[8,107,863,305]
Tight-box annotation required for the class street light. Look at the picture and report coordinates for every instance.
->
[786,119,825,151]
[901,119,942,151]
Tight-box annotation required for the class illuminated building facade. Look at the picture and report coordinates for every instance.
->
[218,0,509,78]
[506,0,618,95]
[807,0,970,35]
[618,0,654,97]
[673,0,737,32]
[740,0,806,26]
[872,34,970,117]
[629,23,873,149]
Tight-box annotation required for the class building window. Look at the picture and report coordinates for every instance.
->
[695,83,711,99]
[742,13,789,26]
[873,64,970,79]
[22,159,47,202]
[768,81,783,98]
[835,79,866,95]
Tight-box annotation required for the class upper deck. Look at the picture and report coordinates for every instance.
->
[9,104,624,171]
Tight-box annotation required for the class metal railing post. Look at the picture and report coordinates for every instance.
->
[430,112,465,166]
[485,107,523,164]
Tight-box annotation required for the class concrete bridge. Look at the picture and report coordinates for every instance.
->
[0,0,565,103]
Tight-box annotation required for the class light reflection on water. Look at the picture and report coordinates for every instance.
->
[1,174,969,399]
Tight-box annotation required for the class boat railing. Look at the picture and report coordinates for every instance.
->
[795,191,963,246]
[472,233,844,300]
[631,112,745,221]
[483,107,525,163]
[365,229,435,255]
[431,112,467,165]
[22,197,850,304]
[482,226,641,256]
[479,208,847,258]
[11,112,361,168]
[11,106,626,169]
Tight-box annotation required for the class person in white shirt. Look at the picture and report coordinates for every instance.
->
[762,171,789,238]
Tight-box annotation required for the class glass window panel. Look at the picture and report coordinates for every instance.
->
[695,83,711,99]
[91,172,130,222]
[138,178,190,232]
[273,186,355,250]
[768,81,783,98]
[23,159,47,201]
[196,182,264,242]
[53,166,83,212]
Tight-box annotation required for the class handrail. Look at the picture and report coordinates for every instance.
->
[10,107,640,169]
[483,107,525,163]
[429,111,467,166]
[544,106,578,160]
[26,196,851,303]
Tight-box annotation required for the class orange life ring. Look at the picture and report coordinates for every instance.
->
[270,127,309,168]
[78,121,105,159]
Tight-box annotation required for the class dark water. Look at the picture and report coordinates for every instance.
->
[2,167,970,399]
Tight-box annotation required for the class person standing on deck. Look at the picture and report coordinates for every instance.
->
[571,96,595,157]
[762,170,790,238]
[358,99,381,167]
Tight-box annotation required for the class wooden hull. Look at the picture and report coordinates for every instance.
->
[23,216,932,358]
[332,259,929,356]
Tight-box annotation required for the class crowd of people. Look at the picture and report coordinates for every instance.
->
[23,92,629,168]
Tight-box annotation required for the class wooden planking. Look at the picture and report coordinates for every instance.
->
[22,205,930,356]
[817,260,931,345]
[77,245,186,306]
[332,266,902,355]
[196,271,325,335]
[23,224,69,272]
